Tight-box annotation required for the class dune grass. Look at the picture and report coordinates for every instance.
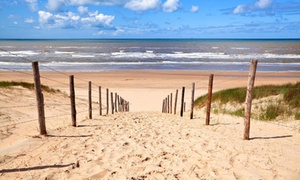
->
[195,82,300,120]
[0,81,60,93]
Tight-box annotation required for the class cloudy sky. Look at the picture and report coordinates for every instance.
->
[0,0,299,39]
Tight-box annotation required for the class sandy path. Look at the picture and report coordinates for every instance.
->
[1,111,299,179]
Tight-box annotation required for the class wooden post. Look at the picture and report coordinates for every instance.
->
[170,93,173,114]
[32,62,47,135]
[106,88,109,115]
[244,60,258,140]
[111,92,114,114]
[174,89,178,115]
[180,87,185,117]
[70,75,76,127]
[206,74,214,125]
[190,83,195,119]
[115,93,118,112]
[120,97,123,112]
[116,95,120,112]
[88,81,92,119]
[99,86,102,116]
[167,95,170,113]
[162,99,165,113]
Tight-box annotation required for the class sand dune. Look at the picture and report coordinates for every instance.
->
[0,71,300,179]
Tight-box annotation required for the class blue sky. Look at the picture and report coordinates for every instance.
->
[0,0,299,39]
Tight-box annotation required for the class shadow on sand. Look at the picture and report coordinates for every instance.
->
[0,163,75,173]
[250,135,293,140]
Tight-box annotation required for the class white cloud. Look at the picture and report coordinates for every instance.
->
[38,11,53,24]
[124,0,160,11]
[95,14,114,25]
[233,5,246,14]
[46,0,65,11]
[25,0,38,11]
[38,10,115,29]
[78,6,88,14]
[190,5,198,13]
[25,18,34,23]
[255,0,272,9]
[233,0,273,14]
[162,0,180,13]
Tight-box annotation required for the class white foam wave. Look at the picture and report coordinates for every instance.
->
[231,47,250,50]
[54,51,74,54]
[72,54,95,58]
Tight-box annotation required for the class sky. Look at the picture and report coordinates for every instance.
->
[0,0,300,39]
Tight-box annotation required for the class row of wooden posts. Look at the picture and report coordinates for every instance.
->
[33,59,258,140]
[161,60,258,140]
[32,61,129,136]
[162,79,211,122]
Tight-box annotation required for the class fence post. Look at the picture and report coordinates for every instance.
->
[88,81,92,119]
[168,96,170,113]
[162,99,165,113]
[174,89,178,115]
[190,83,195,119]
[70,75,76,127]
[106,89,109,115]
[244,60,258,140]
[180,87,185,117]
[206,74,214,125]
[99,86,102,116]
[32,61,47,135]
[111,92,114,114]
[115,93,118,112]
[170,93,173,114]
[120,97,123,112]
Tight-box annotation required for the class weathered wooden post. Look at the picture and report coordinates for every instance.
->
[70,75,76,127]
[180,87,185,117]
[111,92,114,114]
[99,86,102,116]
[190,83,195,119]
[174,89,178,115]
[117,95,120,112]
[115,93,118,112]
[167,95,170,113]
[206,74,214,125]
[244,60,258,140]
[120,97,123,112]
[106,88,109,115]
[88,81,92,119]
[162,99,165,113]
[170,93,173,114]
[32,61,47,135]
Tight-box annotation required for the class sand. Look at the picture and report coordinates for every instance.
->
[0,70,300,179]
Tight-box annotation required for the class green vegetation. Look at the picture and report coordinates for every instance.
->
[0,81,60,93]
[259,103,285,121]
[195,82,300,121]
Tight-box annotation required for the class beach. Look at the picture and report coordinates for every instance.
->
[0,70,300,179]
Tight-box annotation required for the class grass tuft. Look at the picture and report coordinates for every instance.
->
[0,81,60,93]
[195,81,300,121]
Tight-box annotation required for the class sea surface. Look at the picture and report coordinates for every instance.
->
[0,39,299,72]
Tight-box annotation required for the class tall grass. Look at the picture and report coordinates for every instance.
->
[195,82,300,108]
[0,81,60,93]
[194,82,300,120]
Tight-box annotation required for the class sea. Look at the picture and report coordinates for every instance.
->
[0,39,299,72]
